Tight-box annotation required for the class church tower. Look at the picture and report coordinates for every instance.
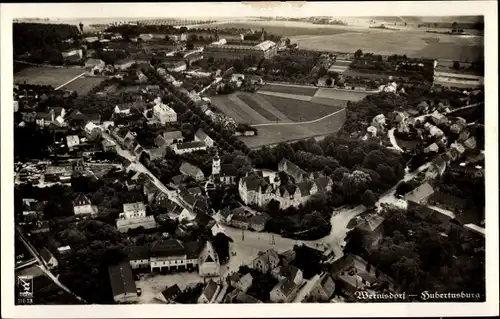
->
[212,151,221,176]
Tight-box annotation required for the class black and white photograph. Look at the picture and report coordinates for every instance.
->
[1,1,498,318]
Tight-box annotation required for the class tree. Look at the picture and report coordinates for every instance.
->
[212,233,232,264]
[325,77,333,86]
[354,49,363,59]
[452,61,460,70]
[451,21,458,32]
[361,189,377,207]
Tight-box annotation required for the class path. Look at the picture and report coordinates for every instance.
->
[293,274,321,303]
[101,132,188,210]
[16,227,86,303]
[388,128,404,152]
[55,72,86,90]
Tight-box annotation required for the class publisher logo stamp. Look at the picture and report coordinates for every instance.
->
[17,275,33,304]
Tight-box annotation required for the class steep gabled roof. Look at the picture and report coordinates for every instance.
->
[195,128,210,141]
[108,261,137,298]
[73,194,91,207]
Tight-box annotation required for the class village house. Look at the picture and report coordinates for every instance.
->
[66,135,80,151]
[114,57,136,71]
[84,122,102,140]
[153,103,177,124]
[228,214,250,230]
[252,249,280,273]
[450,117,467,134]
[404,182,435,204]
[108,261,138,303]
[62,48,83,60]
[249,214,268,232]
[270,278,299,303]
[85,36,100,43]
[194,129,215,148]
[114,104,131,115]
[180,162,205,181]
[31,220,50,234]
[198,241,220,277]
[124,245,151,270]
[424,142,439,153]
[102,137,116,152]
[271,265,303,285]
[73,194,95,216]
[172,141,207,155]
[165,61,187,73]
[156,131,184,147]
[85,58,106,75]
[355,213,385,249]
[463,137,477,149]
[430,111,448,125]
[157,284,181,304]
[116,202,157,233]
[309,273,336,302]
[57,245,72,255]
[234,273,253,293]
[197,280,220,304]
[279,249,296,267]
[40,247,58,270]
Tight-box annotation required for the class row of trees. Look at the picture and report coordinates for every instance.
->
[13,23,80,58]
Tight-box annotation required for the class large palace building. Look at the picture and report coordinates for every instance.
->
[203,40,278,60]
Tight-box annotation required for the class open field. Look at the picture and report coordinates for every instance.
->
[260,83,318,96]
[240,109,346,148]
[257,90,313,101]
[313,87,372,101]
[58,76,107,95]
[236,93,283,122]
[257,94,345,122]
[211,94,272,125]
[343,69,391,80]
[290,29,483,61]
[195,21,358,37]
[14,67,85,88]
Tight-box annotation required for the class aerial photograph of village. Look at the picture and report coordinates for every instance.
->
[12,7,486,306]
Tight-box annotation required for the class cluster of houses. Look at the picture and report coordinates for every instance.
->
[109,239,220,303]
[239,159,333,210]
[215,207,269,232]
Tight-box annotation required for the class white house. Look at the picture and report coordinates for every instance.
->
[114,58,136,71]
[85,58,105,73]
[194,129,214,147]
[197,280,220,304]
[73,194,95,216]
[40,248,58,270]
[84,36,99,43]
[172,141,207,155]
[234,273,253,293]
[198,241,220,277]
[116,202,156,233]
[66,135,80,150]
[115,104,131,115]
[270,278,298,303]
[153,103,177,124]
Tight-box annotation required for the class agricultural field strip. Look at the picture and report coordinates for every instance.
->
[227,94,271,124]
[236,93,288,122]
[244,93,291,122]
[210,96,253,124]
[313,88,371,102]
[257,90,313,101]
[260,84,318,96]
[60,77,107,95]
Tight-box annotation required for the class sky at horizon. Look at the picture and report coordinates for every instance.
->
[6,2,485,20]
